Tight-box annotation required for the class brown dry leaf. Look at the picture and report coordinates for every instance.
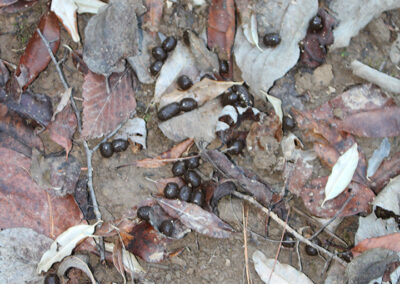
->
[71,50,88,75]
[338,106,400,137]
[202,149,274,206]
[207,0,235,60]
[156,197,234,238]
[159,78,240,108]
[300,8,336,68]
[0,104,43,156]
[0,0,37,14]
[112,238,126,283]
[142,0,163,36]
[123,222,169,263]
[82,69,137,139]
[352,233,400,257]
[132,138,194,168]
[0,147,83,239]
[285,158,313,196]
[15,11,60,90]
[48,103,77,155]
[0,90,53,126]
[300,177,374,218]
[369,152,400,194]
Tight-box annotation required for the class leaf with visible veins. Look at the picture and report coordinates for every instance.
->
[82,69,137,139]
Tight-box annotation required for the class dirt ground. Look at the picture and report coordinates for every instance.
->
[1,1,399,283]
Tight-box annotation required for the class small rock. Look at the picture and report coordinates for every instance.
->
[368,17,391,46]
[312,64,333,88]
[225,259,231,267]
[295,72,313,95]
[390,34,400,65]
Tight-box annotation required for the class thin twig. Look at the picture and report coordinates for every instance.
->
[309,194,354,241]
[242,204,250,284]
[37,29,106,261]
[232,191,348,266]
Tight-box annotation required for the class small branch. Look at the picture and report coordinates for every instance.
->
[310,194,354,241]
[232,191,348,266]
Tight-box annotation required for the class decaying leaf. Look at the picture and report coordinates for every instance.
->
[159,99,224,143]
[124,222,169,263]
[115,117,147,149]
[156,197,234,238]
[51,88,72,121]
[0,228,52,284]
[370,152,400,193]
[83,0,145,75]
[15,11,60,90]
[127,138,194,168]
[265,92,283,123]
[207,0,235,60]
[0,59,9,86]
[159,78,240,108]
[154,42,199,100]
[0,147,83,238]
[338,106,400,137]
[112,238,126,283]
[51,0,79,42]
[0,90,53,127]
[253,250,314,284]
[322,143,359,207]
[30,149,81,197]
[37,222,99,273]
[142,0,163,35]
[48,103,77,155]
[367,138,391,178]
[57,255,96,284]
[202,149,274,206]
[82,70,137,139]
[0,0,38,14]
[243,14,262,50]
[0,104,43,155]
[104,242,145,275]
[234,0,318,97]
[330,0,400,49]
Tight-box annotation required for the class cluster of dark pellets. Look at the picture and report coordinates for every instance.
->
[99,139,129,158]
[136,153,203,237]
[221,85,254,108]
[150,36,177,76]
[157,97,198,121]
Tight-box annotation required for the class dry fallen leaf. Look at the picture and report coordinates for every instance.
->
[15,11,60,90]
[0,0,38,14]
[367,138,391,178]
[322,143,359,207]
[352,233,400,257]
[115,117,147,149]
[156,197,234,238]
[253,250,314,284]
[82,70,137,139]
[37,222,99,273]
[57,255,96,284]
[370,152,400,194]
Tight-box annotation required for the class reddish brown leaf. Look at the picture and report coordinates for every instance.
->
[202,149,273,205]
[207,0,235,60]
[82,70,137,139]
[132,138,194,168]
[124,222,169,263]
[0,131,31,157]
[300,177,374,218]
[382,261,400,282]
[156,197,234,238]
[0,147,83,239]
[0,90,53,126]
[300,8,336,68]
[338,106,400,137]
[48,103,77,155]
[0,59,9,86]
[15,11,60,90]
[286,158,313,196]
[0,104,43,154]
[0,0,37,14]
[351,233,400,257]
[369,152,400,194]
[143,0,163,36]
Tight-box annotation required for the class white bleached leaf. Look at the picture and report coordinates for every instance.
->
[104,242,145,275]
[253,250,314,284]
[115,117,147,149]
[37,222,100,273]
[159,78,242,108]
[322,143,359,207]
[367,138,390,178]
[264,92,283,122]
[51,0,106,42]
[243,14,262,50]
[75,0,106,14]
[234,0,318,97]
[57,255,96,284]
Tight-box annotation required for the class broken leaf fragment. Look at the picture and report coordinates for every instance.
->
[37,222,99,273]
[322,143,359,207]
